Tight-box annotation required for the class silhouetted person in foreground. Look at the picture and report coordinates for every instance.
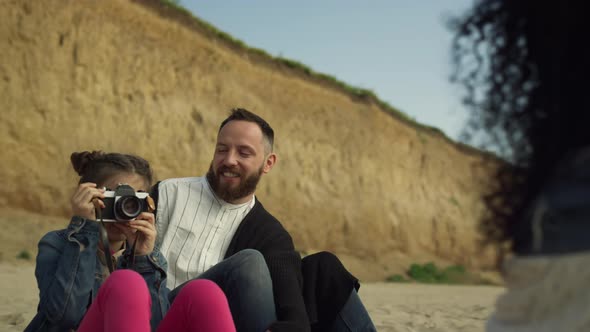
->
[452,0,590,331]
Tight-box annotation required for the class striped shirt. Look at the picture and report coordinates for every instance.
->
[155,177,254,288]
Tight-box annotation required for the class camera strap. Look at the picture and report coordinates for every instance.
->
[127,232,139,267]
[95,208,141,273]
[95,207,116,274]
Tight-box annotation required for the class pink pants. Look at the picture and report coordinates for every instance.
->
[77,270,236,332]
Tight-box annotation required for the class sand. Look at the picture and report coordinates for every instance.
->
[0,262,503,332]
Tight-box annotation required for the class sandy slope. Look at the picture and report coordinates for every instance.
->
[0,262,503,332]
[1,0,499,282]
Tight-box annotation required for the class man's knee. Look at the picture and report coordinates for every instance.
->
[231,248,265,264]
[226,249,271,285]
[231,249,268,275]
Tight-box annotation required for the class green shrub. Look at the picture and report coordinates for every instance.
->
[406,262,471,284]
[386,274,409,282]
[407,262,435,283]
[16,250,32,260]
[386,263,494,285]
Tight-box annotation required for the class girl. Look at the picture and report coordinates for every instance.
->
[26,151,235,332]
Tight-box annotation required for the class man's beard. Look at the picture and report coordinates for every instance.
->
[206,163,264,203]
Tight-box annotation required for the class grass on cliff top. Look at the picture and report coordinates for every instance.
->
[155,0,446,137]
[387,262,494,285]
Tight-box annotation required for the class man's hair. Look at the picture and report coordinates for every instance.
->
[219,108,275,153]
[451,0,590,252]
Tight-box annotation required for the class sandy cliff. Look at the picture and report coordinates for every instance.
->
[0,0,499,281]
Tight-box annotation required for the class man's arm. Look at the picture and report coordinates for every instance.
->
[226,201,312,331]
[261,227,311,332]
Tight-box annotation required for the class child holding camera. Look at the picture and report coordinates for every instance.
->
[25,151,235,332]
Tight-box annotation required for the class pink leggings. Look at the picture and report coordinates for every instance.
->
[77,270,236,332]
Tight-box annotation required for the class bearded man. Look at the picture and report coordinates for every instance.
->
[153,108,375,332]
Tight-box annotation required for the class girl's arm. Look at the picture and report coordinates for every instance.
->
[34,217,100,330]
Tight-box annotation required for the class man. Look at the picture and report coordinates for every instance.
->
[154,108,375,332]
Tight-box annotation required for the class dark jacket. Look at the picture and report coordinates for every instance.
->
[25,217,169,332]
[224,199,310,332]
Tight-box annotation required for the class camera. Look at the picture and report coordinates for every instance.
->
[100,184,152,222]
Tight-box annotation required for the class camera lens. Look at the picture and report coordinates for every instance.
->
[115,196,142,219]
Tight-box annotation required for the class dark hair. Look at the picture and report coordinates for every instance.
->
[70,151,154,188]
[219,108,275,153]
[451,0,590,252]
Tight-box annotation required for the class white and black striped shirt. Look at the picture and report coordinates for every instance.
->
[155,177,254,288]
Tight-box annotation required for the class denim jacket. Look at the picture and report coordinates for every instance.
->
[25,216,170,332]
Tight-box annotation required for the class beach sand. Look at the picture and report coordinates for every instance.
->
[0,262,503,332]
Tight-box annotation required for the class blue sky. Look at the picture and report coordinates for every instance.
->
[181,1,474,141]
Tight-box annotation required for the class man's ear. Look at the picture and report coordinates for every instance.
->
[262,153,277,174]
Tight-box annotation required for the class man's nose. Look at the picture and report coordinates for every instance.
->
[223,151,238,166]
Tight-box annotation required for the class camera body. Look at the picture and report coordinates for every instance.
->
[100,184,151,222]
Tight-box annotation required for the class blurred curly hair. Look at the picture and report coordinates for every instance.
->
[450,0,590,253]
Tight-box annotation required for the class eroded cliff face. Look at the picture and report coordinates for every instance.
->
[0,0,498,280]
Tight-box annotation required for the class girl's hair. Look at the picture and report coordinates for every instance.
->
[70,151,153,188]
[451,0,590,253]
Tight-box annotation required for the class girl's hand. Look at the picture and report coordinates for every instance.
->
[71,182,105,220]
[113,212,156,256]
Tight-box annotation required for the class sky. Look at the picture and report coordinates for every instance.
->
[181,1,475,142]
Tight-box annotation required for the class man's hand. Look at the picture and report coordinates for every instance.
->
[113,212,156,256]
